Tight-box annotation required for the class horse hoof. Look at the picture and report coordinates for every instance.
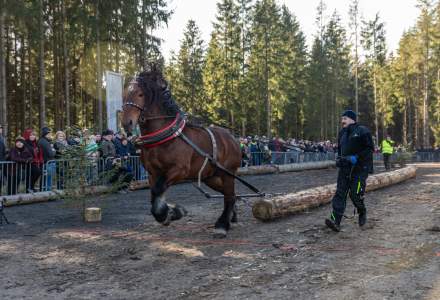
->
[161,212,172,226]
[171,205,188,221]
[213,228,227,239]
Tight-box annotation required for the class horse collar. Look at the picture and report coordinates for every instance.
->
[134,112,186,148]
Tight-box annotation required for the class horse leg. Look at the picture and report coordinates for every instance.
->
[213,175,236,238]
[204,176,238,224]
[150,175,171,225]
[150,172,188,226]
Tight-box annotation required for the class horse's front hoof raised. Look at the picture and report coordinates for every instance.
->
[213,228,227,239]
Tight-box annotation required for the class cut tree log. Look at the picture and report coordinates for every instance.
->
[252,166,417,221]
[238,160,335,175]
[3,185,112,207]
[84,207,102,222]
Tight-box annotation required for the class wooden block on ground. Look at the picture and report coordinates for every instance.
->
[84,207,102,222]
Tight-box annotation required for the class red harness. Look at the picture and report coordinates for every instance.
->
[135,113,186,148]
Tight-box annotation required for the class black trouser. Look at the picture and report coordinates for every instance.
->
[383,153,391,170]
[29,164,42,190]
[331,166,368,225]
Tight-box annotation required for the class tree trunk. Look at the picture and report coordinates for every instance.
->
[264,27,271,139]
[28,40,33,129]
[96,1,103,133]
[21,34,26,134]
[373,66,379,144]
[62,0,70,127]
[0,2,7,138]
[39,0,46,129]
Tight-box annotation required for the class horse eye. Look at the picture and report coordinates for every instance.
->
[138,93,143,97]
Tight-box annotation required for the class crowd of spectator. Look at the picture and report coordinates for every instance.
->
[239,135,337,167]
[0,126,139,195]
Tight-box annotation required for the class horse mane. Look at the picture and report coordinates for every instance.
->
[137,66,181,116]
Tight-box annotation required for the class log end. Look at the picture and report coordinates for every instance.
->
[252,200,274,221]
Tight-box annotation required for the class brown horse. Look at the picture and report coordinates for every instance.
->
[122,69,241,237]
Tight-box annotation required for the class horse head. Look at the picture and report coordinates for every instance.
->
[122,66,177,135]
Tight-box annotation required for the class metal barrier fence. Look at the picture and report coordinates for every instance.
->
[373,151,440,163]
[0,156,148,196]
[1,151,438,196]
[245,151,337,166]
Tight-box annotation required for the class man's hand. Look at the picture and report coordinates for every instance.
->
[336,155,358,168]
[349,155,358,165]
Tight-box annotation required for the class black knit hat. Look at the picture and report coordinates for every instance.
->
[102,129,114,136]
[41,127,51,137]
[341,110,357,122]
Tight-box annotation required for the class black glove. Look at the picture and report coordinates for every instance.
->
[336,156,350,168]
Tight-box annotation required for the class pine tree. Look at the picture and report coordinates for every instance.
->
[349,0,360,118]
[277,5,307,138]
[324,11,352,138]
[248,0,282,138]
[416,0,435,148]
[171,20,206,117]
[362,13,387,143]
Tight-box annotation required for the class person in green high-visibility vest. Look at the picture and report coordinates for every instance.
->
[381,134,394,171]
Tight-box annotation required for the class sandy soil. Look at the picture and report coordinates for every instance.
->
[1,164,439,300]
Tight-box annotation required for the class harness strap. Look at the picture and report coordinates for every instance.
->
[197,127,218,188]
[205,127,217,162]
[135,113,186,148]
[198,158,209,188]
[179,131,263,195]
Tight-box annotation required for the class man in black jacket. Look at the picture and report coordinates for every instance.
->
[325,110,374,232]
[38,127,56,162]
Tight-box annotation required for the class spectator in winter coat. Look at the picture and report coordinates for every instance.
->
[38,127,56,163]
[85,135,99,157]
[0,125,6,194]
[54,131,69,159]
[38,127,56,191]
[0,125,6,161]
[101,129,116,159]
[23,129,43,192]
[113,131,124,155]
[249,139,262,166]
[116,137,130,158]
[7,137,33,195]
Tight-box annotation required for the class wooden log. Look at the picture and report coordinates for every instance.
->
[84,207,102,222]
[3,185,113,207]
[252,166,417,221]
[238,165,279,176]
[277,161,335,173]
[237,160,335,176]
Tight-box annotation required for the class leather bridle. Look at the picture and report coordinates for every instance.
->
[122,77,186,148]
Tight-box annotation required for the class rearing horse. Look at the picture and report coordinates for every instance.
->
[122,69,241,238]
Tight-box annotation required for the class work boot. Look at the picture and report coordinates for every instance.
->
[358,209,367,227]
[325,218,341,232]
[326,212,341,232]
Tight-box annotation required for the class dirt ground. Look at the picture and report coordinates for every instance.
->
[1,164,439,300]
